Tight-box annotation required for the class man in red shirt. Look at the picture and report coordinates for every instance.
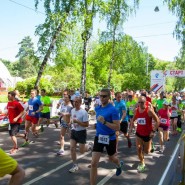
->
[141,89,152,103]
[131,96,159,172]
[7,91,25,154]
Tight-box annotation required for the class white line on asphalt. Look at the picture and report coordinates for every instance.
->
[23,151,91,185]
[97,169,115,185]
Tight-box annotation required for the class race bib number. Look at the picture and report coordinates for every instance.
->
[129,106,134,111]
[8,124,11,131]
[29,105,33,110]
[171,110,177,117]
[98,134,110,145]
[137,118,146,125]
[85,105,88,109]
[160,118,167,124]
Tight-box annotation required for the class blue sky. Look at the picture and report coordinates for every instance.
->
[0,0,181,62]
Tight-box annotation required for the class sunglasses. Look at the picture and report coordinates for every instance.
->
[63,94,67,95]
[138,101,145,104]
[100,95,108,98]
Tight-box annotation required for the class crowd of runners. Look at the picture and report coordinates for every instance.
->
[0,87,185,185]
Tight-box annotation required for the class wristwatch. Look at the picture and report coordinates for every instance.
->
[103,120,107,125]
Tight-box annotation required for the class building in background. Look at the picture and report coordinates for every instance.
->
[0,61,23,92]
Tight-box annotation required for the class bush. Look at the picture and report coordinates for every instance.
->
[16,77,54,96]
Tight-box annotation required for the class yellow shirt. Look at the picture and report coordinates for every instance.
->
[0,148,17,177]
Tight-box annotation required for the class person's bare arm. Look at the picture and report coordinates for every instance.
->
[97,116,120,131]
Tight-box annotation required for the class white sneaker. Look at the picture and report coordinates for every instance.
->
[56,149,64,156]
[88,142,93,151]
[159,146,164,153]
[69,164,79,173]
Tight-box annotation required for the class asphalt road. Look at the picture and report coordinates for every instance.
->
[0,117,182,185]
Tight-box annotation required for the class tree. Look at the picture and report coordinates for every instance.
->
[99,0,139,88]
[164,0,185,46]
[16,36,39,78]
[80,0,96,97]
[34,0,81,89]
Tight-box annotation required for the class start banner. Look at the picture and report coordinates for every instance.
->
[164,70,185,77]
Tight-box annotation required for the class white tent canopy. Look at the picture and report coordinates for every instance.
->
[0,61,13,88]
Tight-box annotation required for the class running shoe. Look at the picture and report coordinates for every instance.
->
[88,142,93,151]
[69,164,79,173]
[41,125,44,132]
[177,127,182,133]
[137,163,146,173]
[150,142,155,153]
[21,141,30,147]
[116,160,124,176]
[159,146,164,153]
[128,139,132,148]
[56,149,64,156]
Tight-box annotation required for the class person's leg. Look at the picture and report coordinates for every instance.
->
[158,127,164,148]
[115,131,120,152]
[90,152,101,185]
[31,123,37,135]
[136,136,145,165]
[174,118,178,134]
[70,139,77,164]
[143,139,152,155]
[25,120,31,140]
[37,117,43,127]
[108,153,120,166]
[9,165,25,185]
[9,124,19,152]
[60,127,67,151]
[177,115,182,132]
[79,143,86,154]
[163,130,169,141]
[10,136,18,149]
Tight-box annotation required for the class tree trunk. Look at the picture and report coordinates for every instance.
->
[80,38,87,98]
[34,24,62,89]
[107,27,116,89]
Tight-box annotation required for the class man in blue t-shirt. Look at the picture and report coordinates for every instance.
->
[23,89,43,145]
[114,92,132,149]
[90,89,123,185]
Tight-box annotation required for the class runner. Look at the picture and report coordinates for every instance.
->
[181,94,185,123]
[170,95,179,135]
[131,95,159,172]
[6,91,25,154]
[22,89,43,146]
[0,148,25,185]
[38,89,52,130]
[83,91,92,112]
[70,89,76,107]
[56,90,68,109]
[69,96,90,173]
[90,89,123,185]
[158,100,171,152]
[126,92,137,133]
[56,94,73,156]
[156,92,165,112]
[177,99,184,133]
[114,92,132,150]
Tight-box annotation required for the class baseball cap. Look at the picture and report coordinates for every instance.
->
[163,100,169,105]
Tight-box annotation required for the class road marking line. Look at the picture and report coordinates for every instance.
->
[23,151,91,185]
[97,170,115,185]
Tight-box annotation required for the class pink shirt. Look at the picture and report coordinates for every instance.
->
[158,108,171,126]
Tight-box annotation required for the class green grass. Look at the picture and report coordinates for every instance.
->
[0,95,8,103]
